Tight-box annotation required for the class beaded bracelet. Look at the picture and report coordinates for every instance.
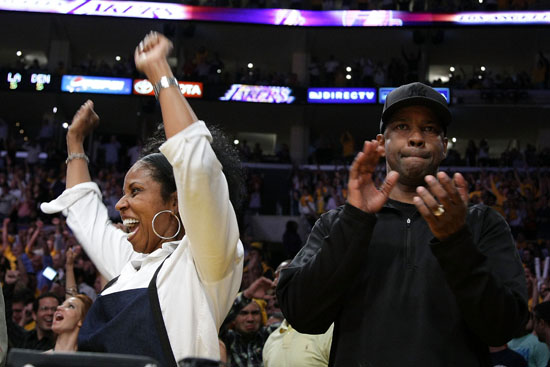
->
[65,153,89,165]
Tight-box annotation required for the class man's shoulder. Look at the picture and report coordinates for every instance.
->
[466,203,507,228]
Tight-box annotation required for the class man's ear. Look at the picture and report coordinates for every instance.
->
[442,136,448,159]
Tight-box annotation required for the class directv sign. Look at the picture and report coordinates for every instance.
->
[378,87,450,104]
[220,84,295,104]
[308,88,377,104]
[61,75,132,95]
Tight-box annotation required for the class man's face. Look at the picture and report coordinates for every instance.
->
[234,302,262,336]
[535,318,549,343]
[378,105,448,187]
[12,302,24,324]
[33,297,59,333]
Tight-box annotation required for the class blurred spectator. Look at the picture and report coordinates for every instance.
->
[489,345,527,367]
[340,131,355,164]
[508,312,550,367]
[478,138,490,166]
[263,322,333,367]
[324,55,339,86]
[102,135,121,167]
[220,277,278,367]
[309,57,321,86]
[299,188,316,226]
[282,220,302,259]
[126,138,142,166]
[465,140,478,166]
[534,302,550,351]
[242,242,274,290]
[402,46,421,83]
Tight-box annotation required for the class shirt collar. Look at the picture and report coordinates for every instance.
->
[129,240,180,270]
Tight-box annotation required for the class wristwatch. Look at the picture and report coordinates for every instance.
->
[153,76,179,99]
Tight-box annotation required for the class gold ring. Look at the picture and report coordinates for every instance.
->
[433,204,445,217]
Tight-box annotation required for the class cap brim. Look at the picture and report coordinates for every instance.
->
[381,96,452,131]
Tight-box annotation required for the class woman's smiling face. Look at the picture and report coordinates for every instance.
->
[52,297,85,333]
[115,162,179,254]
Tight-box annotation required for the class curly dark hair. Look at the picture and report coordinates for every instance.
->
[139,122,245,210]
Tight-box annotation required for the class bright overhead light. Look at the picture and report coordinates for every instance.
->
[346,74,352,80]
[449,66,455,72]
[62,122,69,129]
[115,56,121,61]
[247,63,253,69]
[346,66,352,72]
[452,137,457,143]
[480,66,486,71]
[217,69,222,74]
[53,107,58,113]
[16,51,22,57]
[233,139,239,145]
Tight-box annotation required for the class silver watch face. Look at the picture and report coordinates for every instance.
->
[160,77,170,88]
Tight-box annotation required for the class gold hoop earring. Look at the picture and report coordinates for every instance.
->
[151,210,181,240]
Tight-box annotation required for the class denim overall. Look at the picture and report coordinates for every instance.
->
[78,257,177,367]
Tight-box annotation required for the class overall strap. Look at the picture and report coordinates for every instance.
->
[99,275,120,295]
[148,255,178,367]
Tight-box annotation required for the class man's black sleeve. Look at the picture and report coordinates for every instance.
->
[276,204,376,334]
[430,205,528,346]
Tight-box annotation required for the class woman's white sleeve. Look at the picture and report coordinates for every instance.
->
[159,121,243,284]
[41,182,135,280]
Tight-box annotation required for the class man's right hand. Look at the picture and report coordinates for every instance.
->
[347,140,399,214]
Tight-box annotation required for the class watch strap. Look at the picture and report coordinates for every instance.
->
[153,76,179,99]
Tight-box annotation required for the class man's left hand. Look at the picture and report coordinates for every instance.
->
[413,172,469,241]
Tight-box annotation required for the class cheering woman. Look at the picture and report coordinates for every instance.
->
[42,32,244,366]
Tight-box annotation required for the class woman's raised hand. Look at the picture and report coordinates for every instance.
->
[67,100,99,142]
[134,31,173,81]
[66,247,75,268]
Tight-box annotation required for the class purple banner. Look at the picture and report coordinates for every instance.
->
[220,84,295,103]
[1,1,549,26]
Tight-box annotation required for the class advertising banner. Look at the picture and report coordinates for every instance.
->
[61,75,132,95]
[308,88,377,104]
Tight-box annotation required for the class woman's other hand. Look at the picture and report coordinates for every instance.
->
[67,100,99,143]
[66,247,75,268]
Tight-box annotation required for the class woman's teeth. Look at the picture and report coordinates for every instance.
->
[123,219,139,232]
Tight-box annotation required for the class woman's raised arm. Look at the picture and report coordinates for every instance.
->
[134,32,197,139]
[66,101,99,189]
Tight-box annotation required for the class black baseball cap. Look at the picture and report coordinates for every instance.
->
[380,82,452,134]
